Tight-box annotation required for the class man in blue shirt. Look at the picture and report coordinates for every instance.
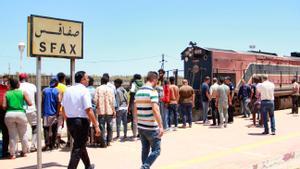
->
[42,77,61,151]
[201,76,211,124]
[238,79,251,118]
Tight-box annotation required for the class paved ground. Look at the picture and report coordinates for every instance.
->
[1,109,300,169]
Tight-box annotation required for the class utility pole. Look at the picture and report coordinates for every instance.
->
[8,63,11,75]
[160,54,167,69]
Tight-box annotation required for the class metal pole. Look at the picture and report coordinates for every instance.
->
[70,58,75,150]
[20,52,23,71]
[36,57,42,169]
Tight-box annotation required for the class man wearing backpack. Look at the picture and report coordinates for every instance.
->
[114,78,128,140]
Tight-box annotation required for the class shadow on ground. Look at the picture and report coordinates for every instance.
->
[14,162,67,169]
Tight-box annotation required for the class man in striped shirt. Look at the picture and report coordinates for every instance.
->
[134,71,163,169]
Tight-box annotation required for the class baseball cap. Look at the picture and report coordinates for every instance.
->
[50,77,58,87]
[19,73,28,80]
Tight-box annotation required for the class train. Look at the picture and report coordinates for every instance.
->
[181,42,300,110]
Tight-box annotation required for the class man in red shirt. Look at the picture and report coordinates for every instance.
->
[0,75,9,158]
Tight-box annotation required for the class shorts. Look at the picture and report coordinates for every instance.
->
[26,111,37,126]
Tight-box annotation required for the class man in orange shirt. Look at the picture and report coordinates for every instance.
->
[168,77,179,130]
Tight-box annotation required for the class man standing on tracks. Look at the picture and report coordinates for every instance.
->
[291,79,299,114]
[62,71,100,169]
[201,76,211,124]
[134,71,163,169]
[257,75,276,135]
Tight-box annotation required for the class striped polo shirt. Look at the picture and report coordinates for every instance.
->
[135,85,159,130]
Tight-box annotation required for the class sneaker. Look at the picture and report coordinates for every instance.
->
[173,127,178,131]
[9,155,16,159]
[271,131,276,135]
[224,124,227,128]
[261,131,269,135]
[30,147,37,152]
[20,152,27,157]
[87,164,95,169]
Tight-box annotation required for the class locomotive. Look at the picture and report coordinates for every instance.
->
[181,42,300,110]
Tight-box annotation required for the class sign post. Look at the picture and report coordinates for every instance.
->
[28,15,83,169]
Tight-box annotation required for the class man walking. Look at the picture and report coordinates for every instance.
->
[94,76,116,147]
[201,76,211,124]
[210,77,220,126]
[62,71,100,169]
[216,77,230,128]
[291,79,299,114]
[179,79,195,128]
[257,75,276,135]
[42,77,61,151]
[134,71,163,169]
[19,73,38,152]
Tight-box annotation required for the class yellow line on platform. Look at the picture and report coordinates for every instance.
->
[159,131,300,169]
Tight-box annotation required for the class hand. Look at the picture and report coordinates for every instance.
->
[192,103,195,108]
[113,112,116,118]
[158,128,164,138]
[95,126,101,137]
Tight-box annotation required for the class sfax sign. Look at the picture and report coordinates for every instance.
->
[28,15,83,59]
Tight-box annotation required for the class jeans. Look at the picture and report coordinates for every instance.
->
[202,101,209,123]
[261,100,276,133]
[211,99,220,125]
[168,104,178,127]
[243,98,251,116]
[180,103,193,126]
[292,96,299,114]
[67,118,92,169]
[138,129,161,169]
[98,115,113,145]
[228,105,234,123]
[160,102,169,130]
[5,111,29,156]
[116,109,128,137]
[0,110,9,157]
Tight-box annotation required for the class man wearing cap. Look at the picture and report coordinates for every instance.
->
[42,77,61,151]
[19,73,38,152]
[62,71,100,169]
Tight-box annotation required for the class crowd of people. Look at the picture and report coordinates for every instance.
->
[0,69,299,169]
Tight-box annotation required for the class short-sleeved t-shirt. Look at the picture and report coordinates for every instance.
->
[201,82,209,102]
[135,85,159,131]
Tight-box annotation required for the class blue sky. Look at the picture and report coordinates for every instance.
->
[0,0,299,76]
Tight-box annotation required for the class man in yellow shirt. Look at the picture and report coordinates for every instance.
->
[56,72,67,147]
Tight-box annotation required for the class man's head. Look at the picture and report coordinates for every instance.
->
[146,71,158,87]
[103,73,110,81]
[204,76,210,84]
[101,76,109,85]
[88,76,94,87]
[241,79,246,84]
[133,74,142,80]
[114,78,123,88]
[292,78,297,83]
[261,75,268,82]
[57,72,66,83]
[8,78,19,90]
[2,75,9,85]
[182,79,188,85]
[212,77,218,84]
[49,77,59,88]
[75,71,89,87]
[158,69,165,79]
[225,76,231,85]
[219,77,225,84]
[169,76,175,84]
[19,73,28,82]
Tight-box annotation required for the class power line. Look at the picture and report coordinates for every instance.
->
[86,55,161,63]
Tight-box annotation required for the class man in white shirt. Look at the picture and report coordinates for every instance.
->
[291,79,299,114]
[19,73,37,152]
[209,77,220,126]
[257,75,276,135]
[62,71,100,169]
